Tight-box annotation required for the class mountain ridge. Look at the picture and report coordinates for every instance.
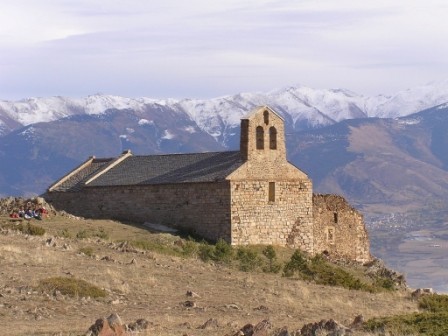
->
[2,80,448,143]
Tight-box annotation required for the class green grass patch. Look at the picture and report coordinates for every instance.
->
[364,294,448,335]
[76,227,109,240]
[419,294,448,313]
[364,312,448,336]
[37,277,107,299]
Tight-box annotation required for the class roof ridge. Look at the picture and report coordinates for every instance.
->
[85,150,133,185]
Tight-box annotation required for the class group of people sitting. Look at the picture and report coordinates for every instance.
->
[10,202,48,220]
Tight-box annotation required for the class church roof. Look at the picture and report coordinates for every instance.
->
[52,151,244,191]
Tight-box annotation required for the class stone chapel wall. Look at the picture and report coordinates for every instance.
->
[228,107,314,252]
[45,182,232,242]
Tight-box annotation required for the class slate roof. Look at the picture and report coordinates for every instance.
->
[53,158,114,192]
[52,151,244,191]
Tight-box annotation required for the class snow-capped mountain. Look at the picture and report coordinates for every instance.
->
[2,80,448,144]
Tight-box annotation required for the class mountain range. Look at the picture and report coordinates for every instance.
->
[1,81,448,224]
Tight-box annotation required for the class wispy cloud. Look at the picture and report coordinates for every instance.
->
[1,1,448,99]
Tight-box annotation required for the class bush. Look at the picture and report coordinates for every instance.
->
[181,239,198,256]
[18,223,45,236]
[374,277,395,290]
[59,228,72,238]
[262,246,282,273]
[214,239,234,263]
[283,250,311,277]
[198,243,215,262]
[419,294,448,313]
[364,312,448,336]
[236,247,262,272]
[94,227,109,240]
[198,239,233,264]
[76,229,89,239]
[283,251,373,291]
[37,277,107,299]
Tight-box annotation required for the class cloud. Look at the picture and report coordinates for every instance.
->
[1,1,448,99]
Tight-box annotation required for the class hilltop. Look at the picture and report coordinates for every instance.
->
[0,199,421,336]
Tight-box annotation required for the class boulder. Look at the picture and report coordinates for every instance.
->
[85,313,126,336]
[301,319,350,336]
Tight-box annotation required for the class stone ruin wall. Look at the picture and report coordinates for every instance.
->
[45,182,232,243]
[312,194,371,263]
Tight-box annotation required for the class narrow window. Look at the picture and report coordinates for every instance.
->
[256,126,264,149]
[333,212,338,223]
[327,227,335,244]
[268,182,275,202]
[269,126,277,150]
[264,110,269,124]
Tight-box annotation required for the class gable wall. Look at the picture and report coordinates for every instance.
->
[230,180,313,251]
[229,107,314,251]
[46,182,232,242]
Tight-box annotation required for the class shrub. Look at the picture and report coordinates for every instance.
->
[283,250,311,277]
[18,223,45,236]
[198,243,215,262]
[198,239,233,264]
[419,294,448,313]
[236,247,262,272]
[94,227,109,240]
[262,246,282,273]
[76,229,89,239]
[181,239,198,256]
[364,312,448,336]
[59,228,72,238]
[283,251,373,291]
[374,276,395,290]
[37,277,107,299]
[213,239,233,263]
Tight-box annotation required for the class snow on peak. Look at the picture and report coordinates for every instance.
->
[2,79,448,142]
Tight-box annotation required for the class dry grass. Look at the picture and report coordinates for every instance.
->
[0,215,418,335]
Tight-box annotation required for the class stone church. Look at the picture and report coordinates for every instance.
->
[45,106,370,262]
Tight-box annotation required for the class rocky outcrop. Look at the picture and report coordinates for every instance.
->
[365,258,407,289]
[85,313,149,336]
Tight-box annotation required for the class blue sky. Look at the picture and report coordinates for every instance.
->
[1,0,448,100]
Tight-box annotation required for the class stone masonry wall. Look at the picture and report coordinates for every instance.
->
[230,180,313,251]
[228,106,314,252]
[313,194,371,263]
[45,182,232,242]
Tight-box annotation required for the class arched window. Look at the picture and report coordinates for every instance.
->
[256,126,264,149]
[269,127,277,150]
[264,110,269,124]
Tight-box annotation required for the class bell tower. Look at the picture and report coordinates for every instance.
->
[240,106,286,163]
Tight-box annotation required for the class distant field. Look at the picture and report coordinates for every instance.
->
[370,225,448,293]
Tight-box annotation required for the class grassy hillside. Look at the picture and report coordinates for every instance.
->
[0,211,434,335]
